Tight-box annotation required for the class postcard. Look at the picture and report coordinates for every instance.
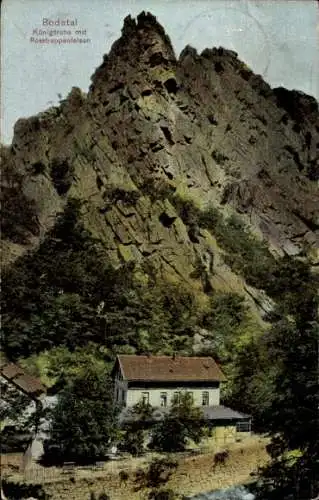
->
[1,2,318,500]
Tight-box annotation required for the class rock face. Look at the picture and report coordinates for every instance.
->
[1,12,318,308]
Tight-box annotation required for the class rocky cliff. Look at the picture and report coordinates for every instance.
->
[1,12,318,317]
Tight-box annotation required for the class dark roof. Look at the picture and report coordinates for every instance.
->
[0,362,46,398]
[116,355,226,382]
[119,405,250,425]
[0,363,24,379]
[202,405,250,420]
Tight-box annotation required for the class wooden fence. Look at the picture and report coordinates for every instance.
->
[3,459,139,484]
[2,442,242,485]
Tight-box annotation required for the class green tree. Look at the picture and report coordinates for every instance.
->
[44,343,112,389]
[264,256,318,319]
[225,336,278,430]
[102,278,198,355]
[0,382,31,432]
[44,366,119,464]
[119,401,153,456]
[1,377,43,500]
[199,292,248,363]
[2,194,202,360]
[256,282,319,499]
[1,198,137,358]
[150,392,205,452]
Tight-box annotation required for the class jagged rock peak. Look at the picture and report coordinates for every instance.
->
[179,45,198,60]
[122,11,171,40]
[120,10,176,57]
[89,12,176,93]
[273,87,319,125]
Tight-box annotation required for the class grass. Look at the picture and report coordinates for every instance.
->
[1,436,270,500]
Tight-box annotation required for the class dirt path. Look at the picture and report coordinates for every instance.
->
[167,436,270,497]
[2,435,270,500]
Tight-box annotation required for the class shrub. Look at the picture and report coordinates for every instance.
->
[103,186,140,206]
[211,149,229,165]
[139,178,175,202]
[119,470,129,482]
[204,212,276,288]
[168,196,276,292]
[146,458,178,488]
[149,489,178,500]
[120,428,145,456]
[198,205,223,231]
[171,195,201,227]
[98,494,110,500]
[89,493,111,500]
[134,458,177,491]
[150,393,205,452]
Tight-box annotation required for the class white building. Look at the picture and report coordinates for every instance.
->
[111,354,251,443]
[112,354,225,409]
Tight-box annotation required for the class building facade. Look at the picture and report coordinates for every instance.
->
[111,355,251,445]
[112,354,226,409]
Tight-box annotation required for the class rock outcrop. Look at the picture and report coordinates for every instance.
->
[1,12,318,314]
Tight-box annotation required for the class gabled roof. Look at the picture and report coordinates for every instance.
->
[115,355,226,382]
[0,362,46,398]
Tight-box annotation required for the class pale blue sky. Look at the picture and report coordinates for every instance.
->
[1,0,318,145]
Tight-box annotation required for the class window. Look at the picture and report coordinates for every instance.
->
[236,420,251,432]
[187,392,194,404]
[173,391,181,404]
[141,392,149,405]
[202,391,209,406]
[160,392,167,407]
[122,390,126,406]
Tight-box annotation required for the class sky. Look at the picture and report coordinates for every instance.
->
[1,0,318,145]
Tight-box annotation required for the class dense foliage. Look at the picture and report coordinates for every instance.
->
[169,196,276,289]
[171,196,318,320]
[43,366,118,464]
[119,401,154,456]
[199,293,250,363]
[0,379,38,454]
[18,343,113,390]
[2,189,318,498]
[135,456,178,490]
[1,199,200,359]
[0,382,31,429]
[255,316,319,499]
[1,160,40,244]
[150,392,205,452]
